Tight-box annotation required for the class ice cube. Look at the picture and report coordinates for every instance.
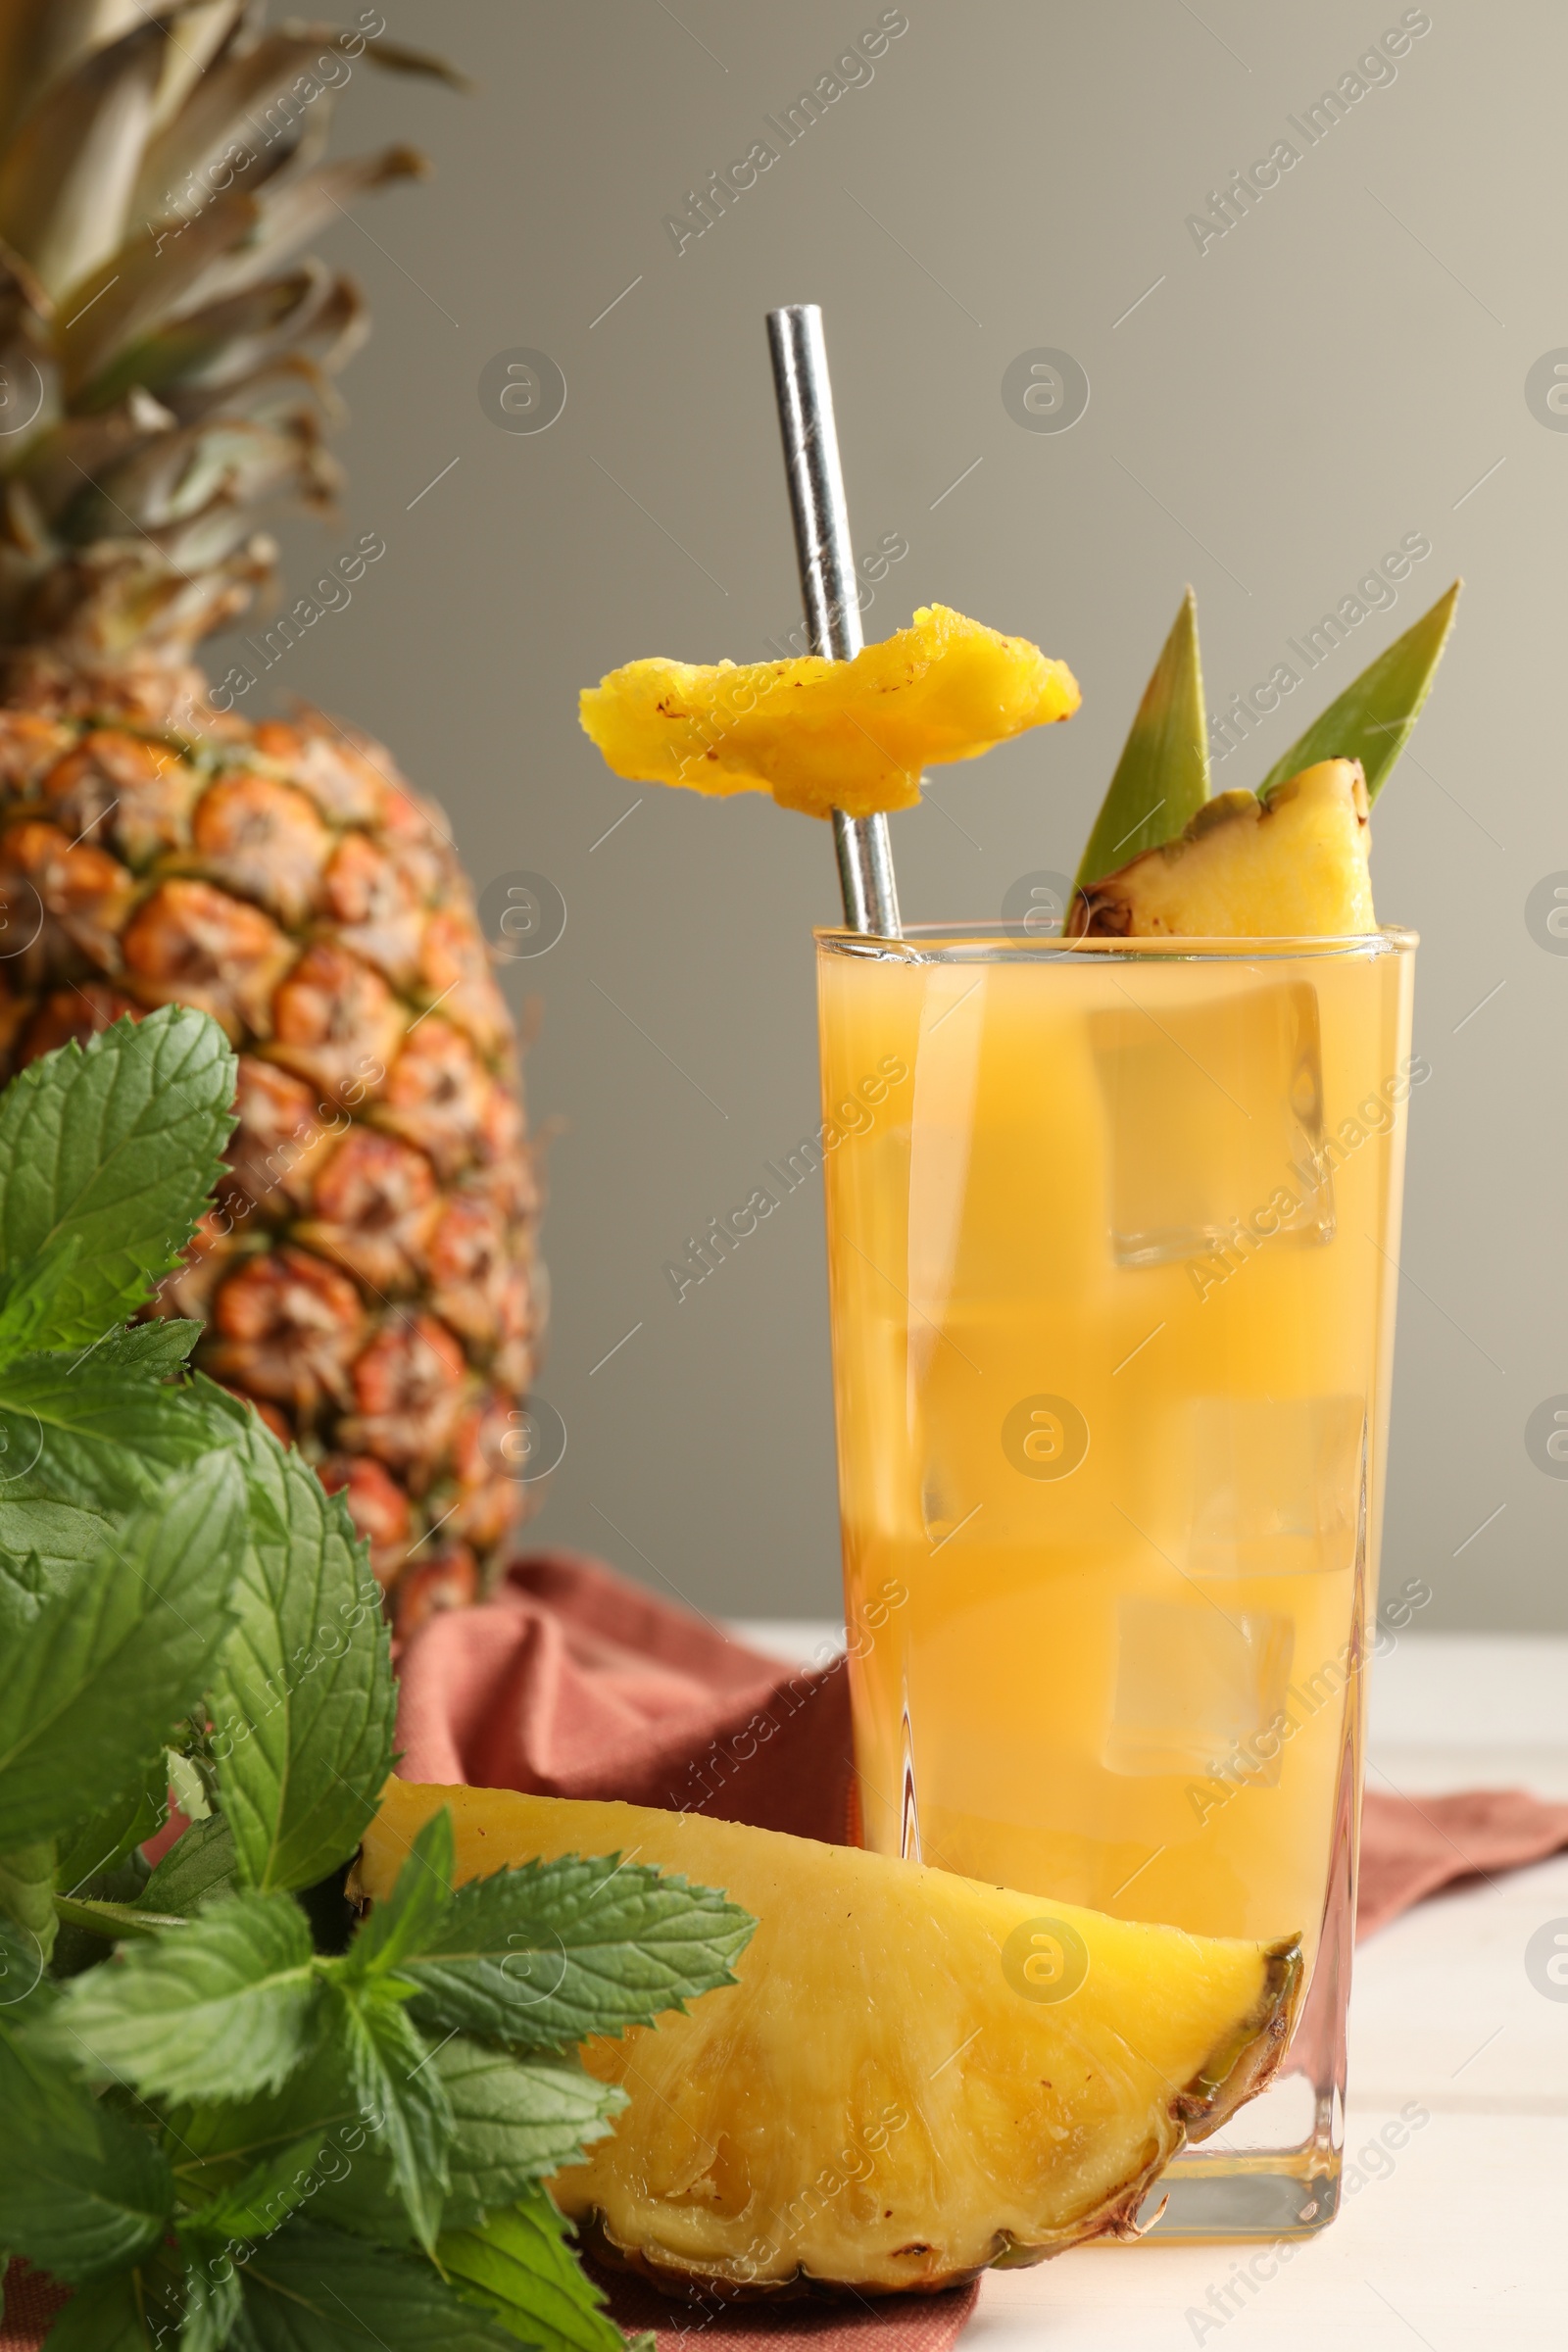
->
[1188,1396,1365,1579]
[1104,1596,1294,1780]
[1090,979,1333,1269]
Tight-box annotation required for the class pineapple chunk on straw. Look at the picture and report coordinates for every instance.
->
[579,603,1080,819]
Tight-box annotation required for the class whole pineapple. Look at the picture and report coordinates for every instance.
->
[0,5,539,1633]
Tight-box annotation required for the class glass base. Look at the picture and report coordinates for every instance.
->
[1134,1732,1357,2244]
[1134,2097,1341,2239]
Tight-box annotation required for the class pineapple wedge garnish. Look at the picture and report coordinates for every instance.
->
[363,1783,1299,2296]
[1070,758,1374,938]
[578,604,1080,817]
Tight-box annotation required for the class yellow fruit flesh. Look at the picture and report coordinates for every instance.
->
[1072,760,1375,938]
[363,1783,1298,2296]
[577,605,1080,819]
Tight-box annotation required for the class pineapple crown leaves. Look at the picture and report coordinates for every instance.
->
[1073,579,1461,888]
[0,3,463,662]
[0,1007,753,2345]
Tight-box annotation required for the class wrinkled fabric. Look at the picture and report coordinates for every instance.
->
[1357,1783,1568,1938]
[394,1552,861,1840]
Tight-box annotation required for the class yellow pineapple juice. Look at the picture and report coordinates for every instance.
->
[818,927,1414,1996]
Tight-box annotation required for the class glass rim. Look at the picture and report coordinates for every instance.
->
[814,921,1417,965]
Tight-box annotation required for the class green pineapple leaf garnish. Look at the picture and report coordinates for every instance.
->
[1255,579,1461,804]
[1073,587,1209,896]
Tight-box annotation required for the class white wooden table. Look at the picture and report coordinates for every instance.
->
[731,1627,1568,2350]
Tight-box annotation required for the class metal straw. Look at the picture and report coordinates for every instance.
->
[766,305,903,938]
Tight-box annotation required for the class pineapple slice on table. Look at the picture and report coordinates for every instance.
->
[579,604,1081,817]
[362,1782,1300,2297]
[1070,758,1375,938]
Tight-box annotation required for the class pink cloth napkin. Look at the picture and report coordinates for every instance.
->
[1357,1784,1568,1937]
[394,1551,859,1841]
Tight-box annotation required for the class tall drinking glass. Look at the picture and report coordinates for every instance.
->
[817,922,1416,2239]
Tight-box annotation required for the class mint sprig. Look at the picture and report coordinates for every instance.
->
[0,1011,755,2348]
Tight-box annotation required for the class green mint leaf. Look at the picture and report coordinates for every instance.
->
[0,1546,48,1635]
[32,1891,318,2105]
[167,2063,376,2217]
[397,1853,754,2051]
[165,1745,211,1825]
[235,2218,519,2350]
[0,1352,232,1523]
[331,1980,453,2253]
[0,1357,244,1600]
[56,1757,168,1894]
[0,1907,52,2013]
[1074,588,1210,895]
[139,1813,239,1917]
[0,1838,56,1966]
[0,1006,235,1347]
[213,1425,397,1895]
[0,1237,83,1369]
[0,2026,172,2280]
[93,1319,203,1377]
[52,1894,172,1943]
[0,1504,119,1591]
[314,2035,625,2248]
[1254,579,1461,805]
[0,1354,231,1495]
[350,1808,454,1979]
[305,2134,417,2249]
[182,2129,327,2245]
[0,1452,244,1850]
[172,2257,241,2352]
[30,2273,159,2350]
[441,2187,630,2352]
[439,2041,623,2228]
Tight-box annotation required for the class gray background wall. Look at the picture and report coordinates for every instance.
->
[248,1,1564,1631]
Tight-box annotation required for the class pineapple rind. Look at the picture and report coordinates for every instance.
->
[578,605,1081,819]
[363,1784,1300,2298]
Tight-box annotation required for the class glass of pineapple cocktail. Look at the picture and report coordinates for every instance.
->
[581,488,1457,2247]
[818,916,1416,2239]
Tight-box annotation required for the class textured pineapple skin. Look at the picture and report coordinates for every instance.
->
[579,604,1081,818]
[1071,759,1375,938]
[363,1783,1300,2298]
[0,690,538,1633]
